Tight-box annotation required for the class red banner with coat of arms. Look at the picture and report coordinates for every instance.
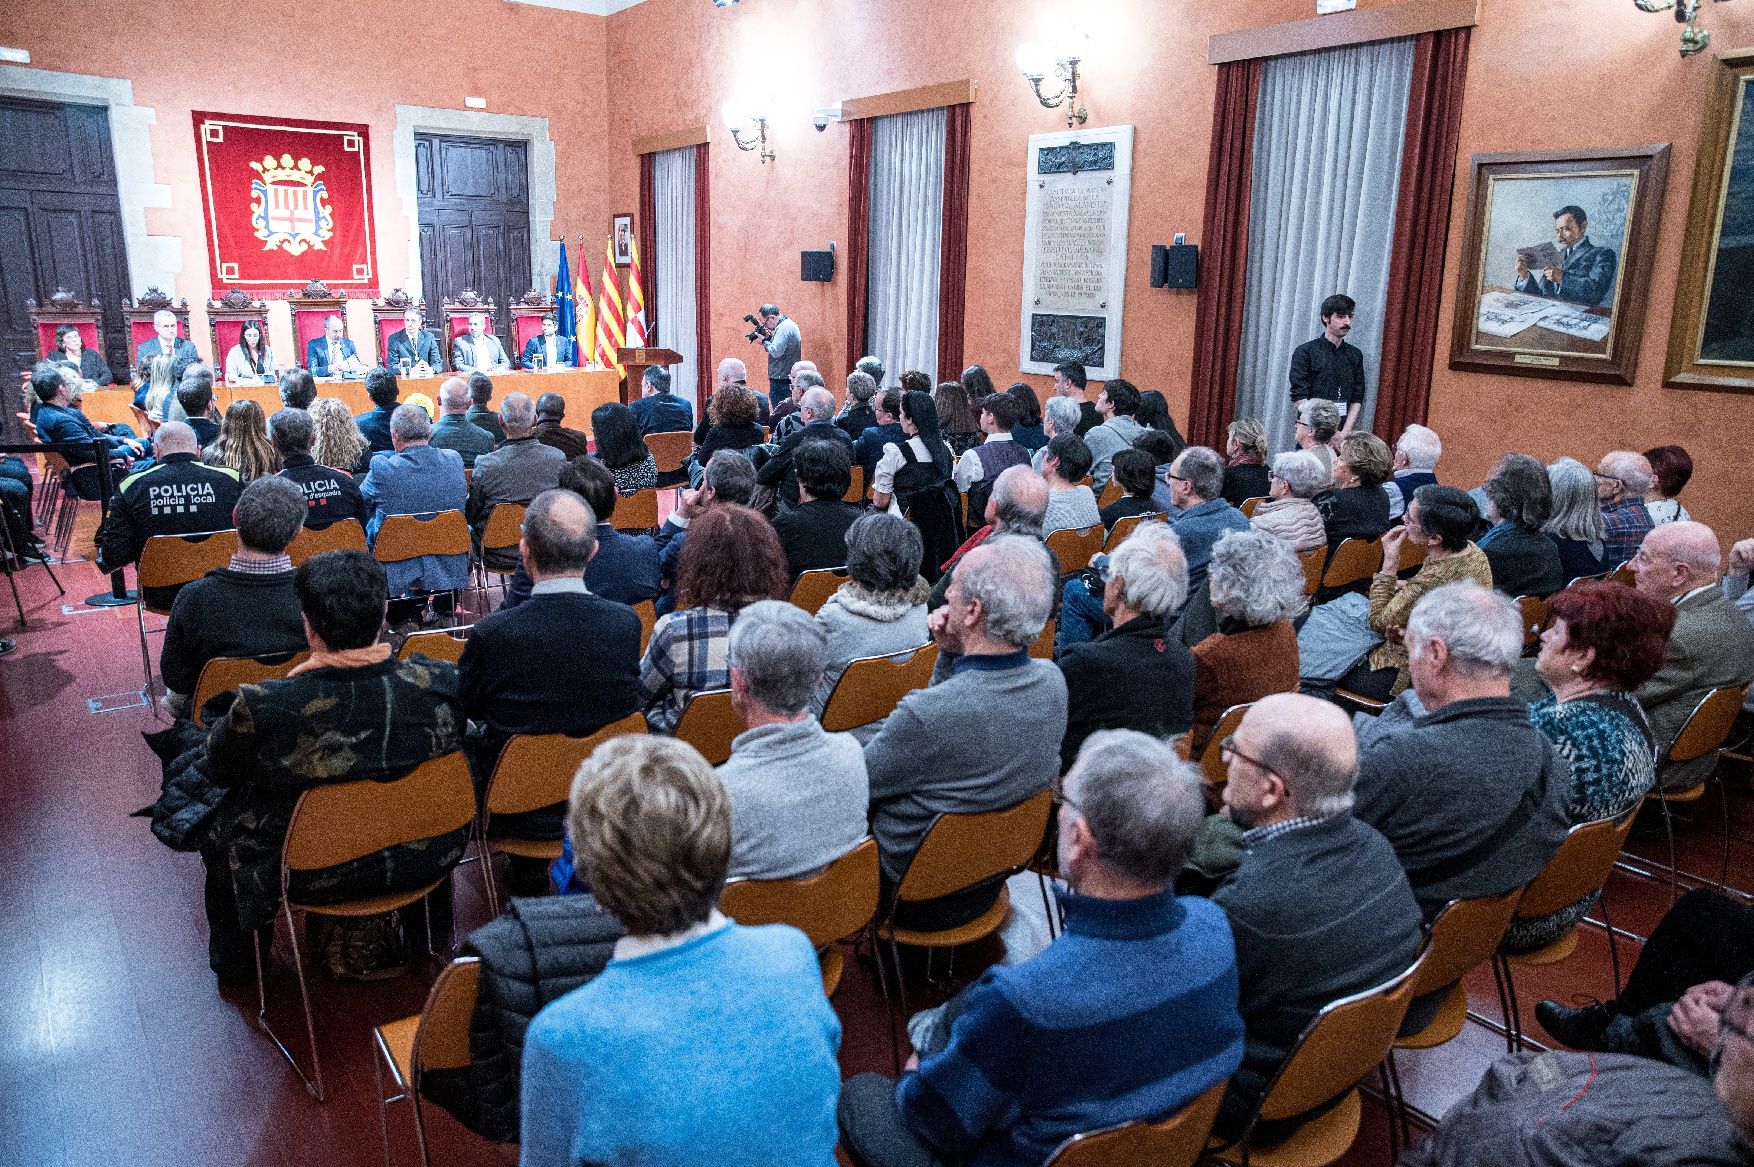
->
[192,111,377,294]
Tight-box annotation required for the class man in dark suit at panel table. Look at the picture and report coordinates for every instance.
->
[518,314,578,371]
[383,305,443,375]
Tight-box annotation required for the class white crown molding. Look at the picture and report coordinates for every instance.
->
[506,0,644,14]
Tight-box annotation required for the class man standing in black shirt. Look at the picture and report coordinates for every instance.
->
[1289,293,1366,434]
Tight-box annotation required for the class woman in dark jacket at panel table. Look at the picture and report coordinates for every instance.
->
[50,323,115,386]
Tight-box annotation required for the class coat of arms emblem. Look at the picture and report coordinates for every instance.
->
[249,154,333,255]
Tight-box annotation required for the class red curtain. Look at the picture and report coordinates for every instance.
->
[936,102,972,382]
[1187,59,1263,449]
[1375,28,1471,438]
[638,151,658,345]
[693,142,713,403]
[844,116,874,379]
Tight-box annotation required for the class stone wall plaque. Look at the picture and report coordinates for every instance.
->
[1019,124,1133,379]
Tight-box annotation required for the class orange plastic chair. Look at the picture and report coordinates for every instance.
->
[1642,685,1748,897]
[1103,512,1165,553]
[719,838,880,995]
[1029,618,1056,660]
[674,689,744,765]
[1195,702,1253,791]
[190,651,310,727]
[820,644,938,733]
[1239,496,1267,518]
[1097,479,1124,509]
[844,465,867,504]
[1046,1082,1225,1167]
[1515,594,1550,651]
[475,501,527,592]
[1297,546,1326,596]
[136,529,241,695]
[613,489,660,532]
[373,957,483,1167]
[288,519,366,565]
[1319,538,1382,592]
[398,626,473,664]
[790,568,849,615]
[1045,524,1104,576]
[632,599,657,652]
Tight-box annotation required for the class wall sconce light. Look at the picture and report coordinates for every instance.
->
[722,101,775,163]
[1016,13,1091,129]
[1634,0,1734,56]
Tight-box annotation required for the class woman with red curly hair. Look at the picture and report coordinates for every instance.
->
[639,504,790,732]
[1504,581,1677,951]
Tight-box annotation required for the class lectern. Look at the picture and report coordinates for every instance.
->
[616,347,683,404]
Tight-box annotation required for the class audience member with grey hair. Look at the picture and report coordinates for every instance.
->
[1544,456,1609,582]
[1032,395,1086,475]
[835,370,881,441]
[855,354,886,386]
[1209,693,1422,1140]
[467,390,566,574]
[814,513,931,716]
[755,380,857,509]
[865,534,1067,928]
[272,407,365,531]
[1189,528,1306,751]
[719,600,869,881]
[429,375,495,468]
[1250,450,1329,552]
[840,728,1244,1167]
[929,464,1054,614]
[630,362,694,440]
[1597,449,1656,567]
[359,390,469,623]
[158,475,309,705]
[1166,444,1251,592]
[1295,398,1343,480]
[1385,423,1442,519]
[1356,581,1570,916]
[1480,453,1564,597]
[1058,522,1196,768]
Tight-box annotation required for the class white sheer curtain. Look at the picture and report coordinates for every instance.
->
[867,107,945,381]
[653,145,698,410]
[1236,37,1415,449]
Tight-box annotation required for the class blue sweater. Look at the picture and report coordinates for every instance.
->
[897,890,1244,1167]
[519,921,842,1167]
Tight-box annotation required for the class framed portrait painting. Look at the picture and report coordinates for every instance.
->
[1665,48,1754,394]
[1449,145,1670,384]
[612,213,633,267]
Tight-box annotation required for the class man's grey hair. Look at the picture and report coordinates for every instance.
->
[439,377,470,410]
[268,407,314,457]
[1174,446,1225,502]
[644,365,671,393]
[1107,522,1189,618]
[499,391,536,434]
[1208,527,1307,626]
[1043,395,1081,437]
[795,370,825,391]
[324,314,344,329]
[846,371,877,403]
[800,386,835,422]
[1397,424,1441,471]
[234,475,306,555]
[153,309,176,327]
[717,356,748,385]
[1299,398,1343,442]
[845,512,923,593]
[468,312,488,327]
[1406,582,1524,678]
[958,534,1054,648]
[1598,450,1653,497]
[855,355,885,385]
[153,421,197,455]
[1063,729,1204,885]
[390,403,432,442]
[523,488,598,575]
[991,465,1047,539]
[728,600,828,715]
[704,449,757,505]
[1271,450,1328,499]
[1544,457,1606,548]
[1252,707,1358,819]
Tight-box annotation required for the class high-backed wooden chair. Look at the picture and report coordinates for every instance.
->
[122,287,192,377]
[820,645,937,734]
[789,568,848,615]
[508,291,555,367]
[1297,546,1326,596]
[1102,512,1163,553]
[1045,524,1104,576]
[441,290,498,367]
[373,957,482,1167]
[1097,479,1125,509]
[136,530,240,695]
[719,838,880,995]
[875,789,1055,1069]
[1045,1082,1225,1167]
[645,431,693,477]
[263,752,475,1101]
[1319,538,1382,592]
[1206,959,1422,1167]
[287,519,367,565]
[674,689,744,765]
[190,652,310,727]
[613,489,660,532]
[632,599,657,652]
[206,289,270,381]
[1515,594,1550,652]
[398,626,473,665]
[28,288,107,367]
[475,502,526,595]
[371,288,422,363]
[286,280,351,369]
[477,715,648,915]
[1642,685,1748,896]
[1195,703,1253,792]
[372,511,471,618]
[1239,496,1266,518]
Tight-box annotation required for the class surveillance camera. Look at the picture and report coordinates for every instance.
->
[812,114,830,132]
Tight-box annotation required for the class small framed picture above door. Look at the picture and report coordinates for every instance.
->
[612,214,633,267]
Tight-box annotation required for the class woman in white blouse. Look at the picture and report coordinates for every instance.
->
[223,319,275,384]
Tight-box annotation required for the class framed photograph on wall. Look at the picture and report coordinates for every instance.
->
[1449,145,1669,385]
[1665,48,1754,394]
[612,213,633,267]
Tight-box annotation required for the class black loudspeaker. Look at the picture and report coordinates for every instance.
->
[1150,244,1168,287]
[801,249,835,282]
[1160,243,1198,289]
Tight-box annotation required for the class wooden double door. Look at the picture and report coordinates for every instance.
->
[415,133,532,344]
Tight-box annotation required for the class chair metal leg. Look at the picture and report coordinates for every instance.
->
[871,928,903,1076]
[1489,956,1519,1053]
[1378,1063,1402,1163]
[1495,955,1526,1052]
[373,1038,401,1167]
[1600,890,1623,997]
[476,823,501,921]
[1718,772,1733,891]
[1659,795,1682,903]
[1386,1049,1412,1147]
[410,1090,433,1167]
[1035,872,1059,941]
[256,900,326,1100]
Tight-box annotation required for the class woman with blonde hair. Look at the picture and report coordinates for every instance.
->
[140,354,176,421]
[309,396,372,476]
[1222,417,1271,506]
[203,399,280,482]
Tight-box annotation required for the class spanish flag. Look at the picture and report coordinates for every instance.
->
[575,241,597,368]
[596,237,626,376]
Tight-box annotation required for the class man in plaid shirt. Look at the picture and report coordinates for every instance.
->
[1595,450,1655,568]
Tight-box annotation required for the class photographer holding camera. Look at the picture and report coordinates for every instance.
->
[747,304,802,411]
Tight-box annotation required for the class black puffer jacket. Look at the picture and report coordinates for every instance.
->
[424,895,623,1143]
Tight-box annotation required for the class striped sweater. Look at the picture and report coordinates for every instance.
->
[896,889,1244,1167]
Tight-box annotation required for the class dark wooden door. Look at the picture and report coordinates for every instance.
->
[414,134,531,342]
[0,97,130,440]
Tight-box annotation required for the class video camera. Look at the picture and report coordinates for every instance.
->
[743,313,771,344]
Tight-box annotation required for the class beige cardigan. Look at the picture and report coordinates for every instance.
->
[1365,541,1493,691]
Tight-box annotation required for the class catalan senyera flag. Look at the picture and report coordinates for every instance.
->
[575,242,597,367]
[625,230,648,347]
[596,237,626,375]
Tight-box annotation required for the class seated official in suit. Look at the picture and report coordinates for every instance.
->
[772,441,861,580]
[383,305,442,375]
[1211,694,1423,1142]
[629,365,694,437]
[304,314,364,378]
[500,456,662,609]
[49,323,114,386]
[359,404,469,626]
[1513,203,1619,306]
[458,489,641,884]
[134,308,199,378]
[839,730,1244,1167]
[354,366,401,454]
[1354,583,1570,917]
[1058,521,1195,771]
[518,314,576,371]
[1190,529,1304,753]
[451,312,510,374]
[427,376,496,468]
[93,422,242,608]
[1478,454,1564,598]
[159,476,308,711]
[222,318,276,384]
[719,600,868,881]
[468,392,566,575]
[270,407,365,530]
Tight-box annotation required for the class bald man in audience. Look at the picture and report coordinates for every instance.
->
[1211,693,1422,1141]
[533,393,592,460]
[929,464,1051,611]
[428,376,495,467]
[94,421,243,609]
[1597,449,1655,566]
[1630,521,1754,791]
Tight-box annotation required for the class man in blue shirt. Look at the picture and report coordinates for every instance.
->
[1166,445,1250,594]
[840,729,1244,1167]
[30,362,144,497]
[359,404,468,625]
